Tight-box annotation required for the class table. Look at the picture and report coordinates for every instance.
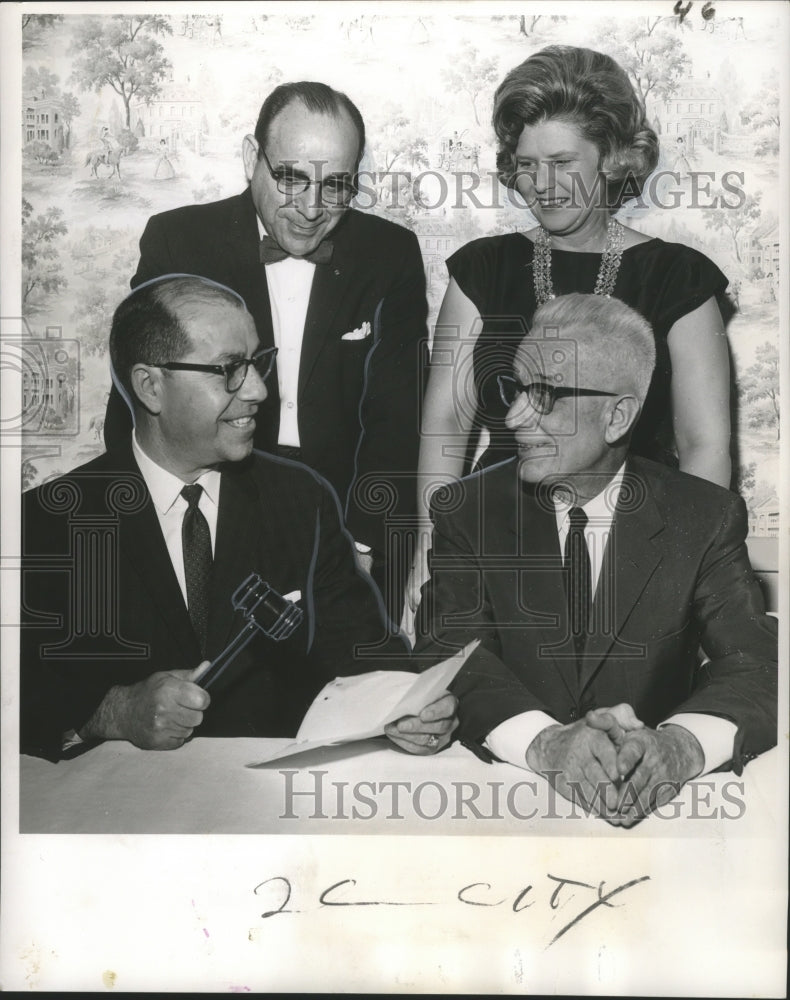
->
[19,737,782,837]
[9,742,787,995]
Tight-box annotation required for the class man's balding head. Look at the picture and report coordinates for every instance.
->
[253,82,365,169]
[109,275,248,409]
[242,82,363,260]
[110,275,267,481]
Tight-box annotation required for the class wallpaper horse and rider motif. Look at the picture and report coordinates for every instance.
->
[16,5,781,539]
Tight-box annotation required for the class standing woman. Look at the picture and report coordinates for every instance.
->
[408,45,731,608]
[154,139,176,180]
[673,136,692,178]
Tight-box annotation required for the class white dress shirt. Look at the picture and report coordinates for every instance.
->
[484,465,736,775]
[257,216,317,448]
[254,219,368,555]
[132,433,221,608]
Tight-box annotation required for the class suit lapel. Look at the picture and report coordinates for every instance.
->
[224,189,275,351]
[111,454,200,662]
[579,461,665,691]
[298,215,360,397]
[514,483,579,703]
[224,190,282,446]
[118,455,267,666]
[207,462,264,655]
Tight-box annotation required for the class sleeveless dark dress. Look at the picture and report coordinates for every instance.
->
[447,234,728,468]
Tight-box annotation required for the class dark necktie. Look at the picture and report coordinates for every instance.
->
[181,484,213,656]
[564,506,591,668]
[259,235,334,265]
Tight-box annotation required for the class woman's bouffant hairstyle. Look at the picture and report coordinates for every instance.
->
[493,46,659,207]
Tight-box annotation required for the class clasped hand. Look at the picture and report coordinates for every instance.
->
[526,704,704,827]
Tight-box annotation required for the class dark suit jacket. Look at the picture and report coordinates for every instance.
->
[414,456,777,773]
[105,189,428,553]
[21,447,409,761]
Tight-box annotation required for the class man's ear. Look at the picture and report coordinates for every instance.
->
[129,364,164,416]
[242,135,259,182]
[603,394,640,445]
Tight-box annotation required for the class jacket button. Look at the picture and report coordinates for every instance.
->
[568,709,578,721]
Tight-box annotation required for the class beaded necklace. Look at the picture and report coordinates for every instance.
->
[533,217,625,306]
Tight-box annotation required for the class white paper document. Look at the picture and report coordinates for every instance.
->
[248,640,479,765]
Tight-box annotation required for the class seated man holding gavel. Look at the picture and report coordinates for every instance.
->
[20,275,455,761]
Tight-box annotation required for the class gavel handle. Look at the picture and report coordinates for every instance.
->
[194,621,258,691]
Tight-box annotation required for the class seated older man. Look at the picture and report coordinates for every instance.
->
[415,293,776,826]
[21,276,454,761]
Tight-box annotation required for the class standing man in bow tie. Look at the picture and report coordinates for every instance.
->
[104,82,428,624]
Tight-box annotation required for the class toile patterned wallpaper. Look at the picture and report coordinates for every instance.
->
[16,4,781,536]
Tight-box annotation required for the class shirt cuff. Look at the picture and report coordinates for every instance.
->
[354,541,372,554]
[659,714,737,774]
[62,729,84,751]
[484,711,558,770]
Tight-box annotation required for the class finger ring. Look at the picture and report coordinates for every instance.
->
[426,734,439,748]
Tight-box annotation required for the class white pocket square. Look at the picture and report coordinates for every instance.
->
[341,322,371,341]
[283,590,302,603]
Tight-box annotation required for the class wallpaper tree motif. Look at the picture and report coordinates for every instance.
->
[17,6,781,536]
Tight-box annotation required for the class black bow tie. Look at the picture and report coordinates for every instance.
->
[259,236,333,265]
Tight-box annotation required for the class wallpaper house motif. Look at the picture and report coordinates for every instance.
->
[17,9,781,572]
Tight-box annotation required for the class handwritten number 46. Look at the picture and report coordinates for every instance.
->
[674,1,717,22]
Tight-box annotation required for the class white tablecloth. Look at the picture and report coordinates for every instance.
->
[20,737,782,837]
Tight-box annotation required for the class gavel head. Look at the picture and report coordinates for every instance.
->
[232,573,303,641]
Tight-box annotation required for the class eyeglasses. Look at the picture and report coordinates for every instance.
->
[497,374,617,414]
[259,147,356,206]
[152,346,278,393]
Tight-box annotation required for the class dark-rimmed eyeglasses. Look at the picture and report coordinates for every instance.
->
[259,147,356,206]
[151,346,278,393]
[497,374,617,414]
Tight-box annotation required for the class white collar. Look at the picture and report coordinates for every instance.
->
[552,463,627,528]
[131,432,221,515]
